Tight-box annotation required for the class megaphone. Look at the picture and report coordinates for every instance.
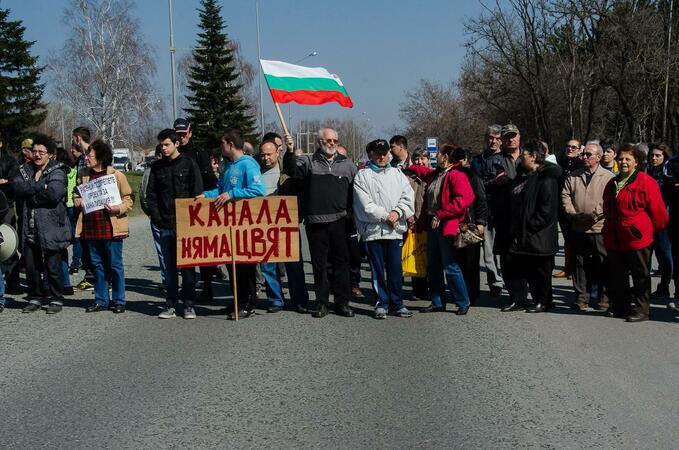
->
[0,223,19,262]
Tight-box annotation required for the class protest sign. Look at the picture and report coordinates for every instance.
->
[175,196,300,268]
[77,174,122,214]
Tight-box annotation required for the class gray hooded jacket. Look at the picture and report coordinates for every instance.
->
[12,160,71,251]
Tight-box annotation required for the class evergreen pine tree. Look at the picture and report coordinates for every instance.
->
[0,8,46,149]
[185,0,256,150]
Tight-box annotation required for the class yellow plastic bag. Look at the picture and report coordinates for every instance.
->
[402,229,427,277]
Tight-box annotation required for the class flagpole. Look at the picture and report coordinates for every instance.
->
[273,102,291,137]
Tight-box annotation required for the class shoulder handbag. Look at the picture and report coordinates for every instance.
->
[453,221,484,249]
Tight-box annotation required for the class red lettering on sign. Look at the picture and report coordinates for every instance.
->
[204,235,218,257]
[219,233,230,258]
[251,228,266,257]
[238,201,253,226]
[236,229,251,258]
[266,228,280,258]
[207,203,222,226]
[223,201,236,226]
[181,237,192,258]
[274,199,292,224]
[188,203,205,227]
[255,198,272,224]
[192,237,203,258]
[279,227,297,257]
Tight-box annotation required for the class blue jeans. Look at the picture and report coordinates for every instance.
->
[365,239,404,310]
[68,207,82,269]
[60,250,72,289]
[151,222,167,285]
[653,228,673,287]
[158,228,196,308]
[427,227,471,308]
[0,266,5,306]
[88,239,125,306]
[285,259,309,307]
[261,262,284,307]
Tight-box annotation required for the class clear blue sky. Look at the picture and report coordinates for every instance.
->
[5,0,484,137]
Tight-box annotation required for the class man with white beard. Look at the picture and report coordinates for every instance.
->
[283,127,358,318]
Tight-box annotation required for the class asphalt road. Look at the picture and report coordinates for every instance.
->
[1,217,678,449]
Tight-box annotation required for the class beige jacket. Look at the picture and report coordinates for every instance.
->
[73,166,134,238]
[561,165,614,233]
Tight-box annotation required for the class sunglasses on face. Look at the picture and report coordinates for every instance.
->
[323,138,339,144]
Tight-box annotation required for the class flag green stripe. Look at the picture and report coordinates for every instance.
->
[264,75,349,96]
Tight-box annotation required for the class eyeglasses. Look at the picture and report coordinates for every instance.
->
[583,152,594,157]
[30,150,48,156]
[566,145,579,149]
[323,138,339,144]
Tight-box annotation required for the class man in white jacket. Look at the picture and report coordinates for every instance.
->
[353,139,415,319]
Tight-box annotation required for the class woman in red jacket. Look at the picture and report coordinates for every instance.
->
[602,143,669,322]
[421,144,475,315]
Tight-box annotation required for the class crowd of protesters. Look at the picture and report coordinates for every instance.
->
[0,119,676,324]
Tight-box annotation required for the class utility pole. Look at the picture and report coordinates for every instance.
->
[168,0,178,121]
[256,0,264,138]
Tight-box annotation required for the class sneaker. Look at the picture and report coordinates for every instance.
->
[76,280,94,291]
[668,302,679,313]
[184,307,197,319]
[68,266,80,275]
[158,307,176,319]
[394,307,413,318]
[22,303,41,313]
[46,303,62,314]
[374,307,387,319]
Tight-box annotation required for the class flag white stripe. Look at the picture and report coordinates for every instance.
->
[260,59,341,82]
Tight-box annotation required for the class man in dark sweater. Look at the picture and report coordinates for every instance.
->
[283,127,357,318]
[146,128,203,319]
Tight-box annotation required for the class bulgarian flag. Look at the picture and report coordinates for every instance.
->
[260,59,353,108]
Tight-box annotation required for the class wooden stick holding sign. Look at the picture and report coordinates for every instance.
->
[229,226,238,321]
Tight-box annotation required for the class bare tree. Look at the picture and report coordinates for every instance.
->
[47,0,158,155]
[399,79,485,150]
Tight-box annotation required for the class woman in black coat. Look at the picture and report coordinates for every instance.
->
[502,140,562,313]
[452,147,488,305]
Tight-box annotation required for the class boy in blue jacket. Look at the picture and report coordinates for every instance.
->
[202,129,265,319]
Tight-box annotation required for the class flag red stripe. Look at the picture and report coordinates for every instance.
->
[270,89,353,108]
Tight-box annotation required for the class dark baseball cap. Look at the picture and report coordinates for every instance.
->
[366,139,390,154]
[173,118,190,133]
